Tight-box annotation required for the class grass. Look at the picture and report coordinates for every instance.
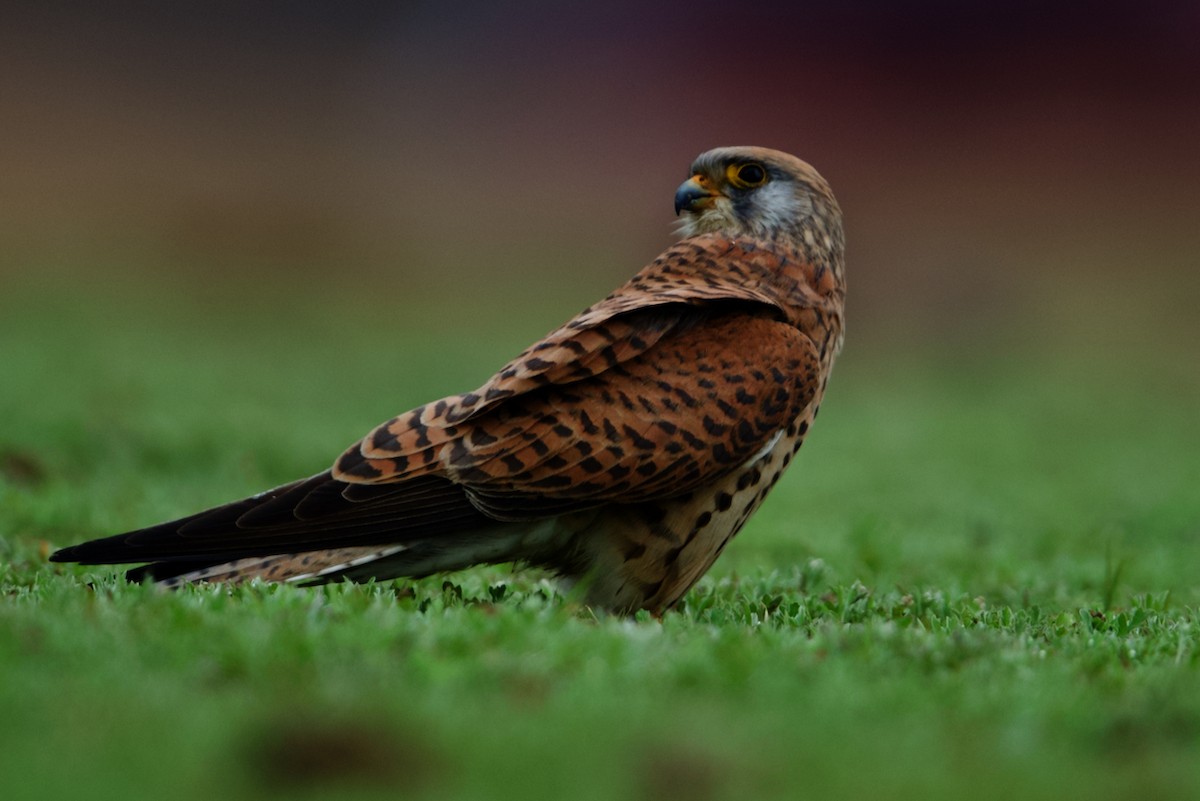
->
[2,266,1199,801]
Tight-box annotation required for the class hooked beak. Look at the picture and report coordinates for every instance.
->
[674,174,721,215]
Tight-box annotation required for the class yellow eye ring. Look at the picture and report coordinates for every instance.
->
[726,162,768,189]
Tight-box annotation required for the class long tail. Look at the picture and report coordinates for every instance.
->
[50,471,538,586]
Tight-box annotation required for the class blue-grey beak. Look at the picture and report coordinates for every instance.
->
[674,175,720,215]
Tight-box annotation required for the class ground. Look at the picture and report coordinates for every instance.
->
[1,269,1197,801]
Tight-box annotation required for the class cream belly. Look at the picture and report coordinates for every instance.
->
[569,423,805,613]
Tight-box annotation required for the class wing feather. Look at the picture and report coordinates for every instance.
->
[341,309,820,519]
[336,232,824,484]
[50,472,493,564]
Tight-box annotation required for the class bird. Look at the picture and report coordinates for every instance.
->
[50,146,846,615]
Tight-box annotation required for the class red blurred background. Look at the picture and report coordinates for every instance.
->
[2,1,1198,350]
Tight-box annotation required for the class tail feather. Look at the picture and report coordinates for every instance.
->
[134,523,557,588]
[150,545,410,587]
[51,471,516,586]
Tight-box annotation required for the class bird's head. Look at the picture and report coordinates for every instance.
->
[674,146,843,265]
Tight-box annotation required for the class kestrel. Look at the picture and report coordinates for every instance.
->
[51,146,845,614]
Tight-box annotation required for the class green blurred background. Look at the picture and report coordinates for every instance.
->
[3,0,1197,548]
[2,3,1200,800]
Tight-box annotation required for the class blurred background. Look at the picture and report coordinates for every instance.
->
[3,4,1200,800]
[2,0,1198,346]
[4,0,1199,574]
[1,0,1198,556]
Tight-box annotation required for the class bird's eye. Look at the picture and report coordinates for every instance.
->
[727,162,768,189]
